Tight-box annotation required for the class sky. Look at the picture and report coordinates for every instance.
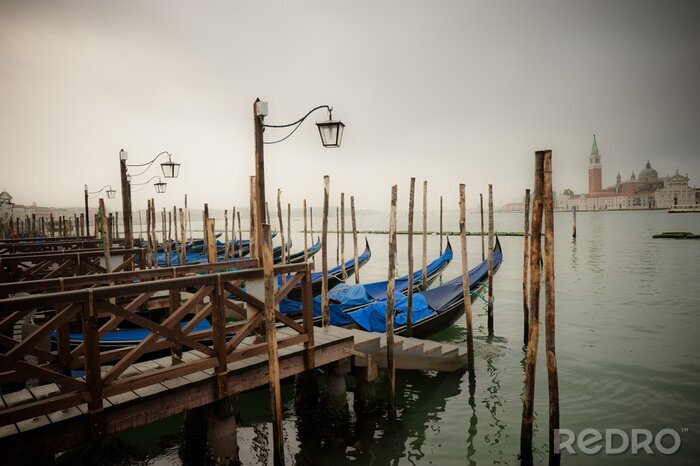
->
[1,0,699,214]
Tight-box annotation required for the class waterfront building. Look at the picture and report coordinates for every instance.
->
[556,136,699,211]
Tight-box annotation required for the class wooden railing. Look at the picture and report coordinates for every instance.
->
[0,258,258,297]
[0,261,315,439]
[0,239,128,255]
[0,248,146,283]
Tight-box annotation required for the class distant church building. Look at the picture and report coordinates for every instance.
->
[556,135,699,211]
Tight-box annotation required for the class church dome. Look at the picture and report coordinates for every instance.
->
[638,161,658,182]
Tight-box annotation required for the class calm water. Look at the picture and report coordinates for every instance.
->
[62,210,700,464]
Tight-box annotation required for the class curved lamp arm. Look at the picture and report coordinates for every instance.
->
[262,105,342,145]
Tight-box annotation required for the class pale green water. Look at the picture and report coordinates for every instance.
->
[60,210,700,465]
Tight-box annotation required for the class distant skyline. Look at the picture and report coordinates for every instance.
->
[2,0,699,213]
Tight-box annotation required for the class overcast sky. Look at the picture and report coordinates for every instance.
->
[2,0,699,213]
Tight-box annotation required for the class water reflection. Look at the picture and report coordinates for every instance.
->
[571,237,578,272]
[466,373,478,466]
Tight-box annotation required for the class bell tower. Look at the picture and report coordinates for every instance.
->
[588,134,602,193]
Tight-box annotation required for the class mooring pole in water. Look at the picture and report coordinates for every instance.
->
[276,189,286,284]
[224,209,230,260]
[422,180,427,289]
[523,189,531,346]
[407,177,416,337]
[206,218,216,264]
[543,151,561,466]
[341,193,346,278]
[162,209,168,267]
[231,207,236,260]
[151,200,157,268]
[439,195,444,254]
[287,203,291,264]
[336,206,340,266]
[145,201,151,268]
[167,210,172,267]
[520,150,545,465]
[387,184,398,411]
[249,176,257,260]
[138,211,143,243]
[351,196,360,284]
[303,199,308,262]
[237,210,243,259]
[572,205,577,239]
[179,209,186,265]
[480,193,485,261]
[459,184,475,373]
[261,223,285,466]
[487,185,495,335]
[203,203,209,253]
[98,198,112,273]
[322,176,330,327]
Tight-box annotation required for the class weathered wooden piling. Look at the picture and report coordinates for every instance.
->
[322,176,330,327]
[146,200,152,267]
[340,193,346,278]
[276,189,287,284]
[351,195,359,284]
[387,184,398,410]
[179,208,187,265]
[523,189,531,346]
[237,210,243,259]
[261,223,285,465]
[231,207,237,260]
[287,202,291,264]
[439,195,444,254]
[303,199,308,262]
[224,209,230,259]
[572,205,577,239]
[151,199,157,268]
[206,218,216,264]
[407,177,416,337]
[115,212,119,239]
[459,184,475,373]
[98,198,112,273]
[480,193,485,261]
[487,184,494,334]
[520,150,545,465]
[336,206,340,266]
[543,151,560,465]
[249,176,257,259]
[422,180,427,289]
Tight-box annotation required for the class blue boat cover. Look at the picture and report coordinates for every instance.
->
[308,248,371,283]
[347,292,432,332]
[362,245,453,300]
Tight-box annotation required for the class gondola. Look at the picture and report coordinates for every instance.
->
[347,237,503,339]
[284,239,372,300]
[279,238,454,321]
[276,238,321,264]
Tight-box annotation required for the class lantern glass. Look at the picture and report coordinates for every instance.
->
[154,182,167,193]
[161,161,180,178]
[316,119,345,148]
[106,189,116,199]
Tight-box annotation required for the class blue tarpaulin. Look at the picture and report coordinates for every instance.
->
[347,293,433,332]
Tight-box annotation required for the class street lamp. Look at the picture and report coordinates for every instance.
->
[160,153,181,178]
[88,185,116,199]
[253,99,345,259]
[130,176,168,194]
[83,184,116,237]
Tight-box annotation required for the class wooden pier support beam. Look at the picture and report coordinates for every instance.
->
[459,184,475,373]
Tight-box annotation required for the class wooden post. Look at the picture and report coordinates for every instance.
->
[266,202,271,225]
[206,218,217,264]
[407,177,416,336]
[520,151,545,465]
[138,211,143,242]
[237,210,243,259]
[487,184,494,334]
[523,189,531,346]
[276,189,286,284]
[119,150,134,250]
[310,207,314,264]
[336,206,340,266]
[79,214,84,238]
[173,205,179,262]
[249,176,257,260]
[387,184,398,411]
[572,206,577,239]
[543,151,560,465]
[145,201,152,268]
[460,184,475,373]
[98,198,112,273]
[224,209,230,260]
[321,176,330,327]
[179,208,187,265]
[422,180,427,289]
[340,193,345,278]
[162,209,167,267]
[439,195,443,254]
[261,223,285,466]
[231,207,236,259]
[203,203,209,253]
[151,199,157,268]
[115,212,119,239]
[84,184,90,238]
[480,193,485,261]
[287,202,291,264]
[303,199,308,262]
[167,210,172,267]
[351,196,359,284]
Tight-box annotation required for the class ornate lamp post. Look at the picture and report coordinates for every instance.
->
[84,185,116,237]
[119,149,181,250]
